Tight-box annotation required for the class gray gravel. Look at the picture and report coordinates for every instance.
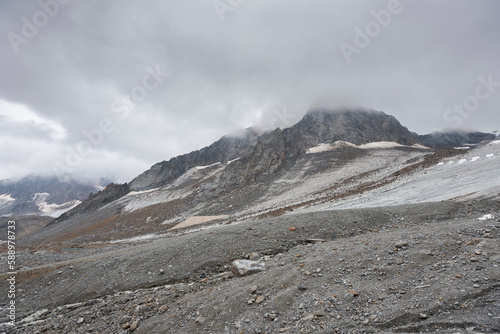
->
[1,199,499,333]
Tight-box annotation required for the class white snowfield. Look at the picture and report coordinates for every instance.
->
[302,140,500,212]
[306,141,428,154]
[195,162,221,170]
[109,233,159,244]
[0,194,15,209]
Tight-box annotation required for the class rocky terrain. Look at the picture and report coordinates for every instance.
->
[1,108,499,333]
[2,200,499,333]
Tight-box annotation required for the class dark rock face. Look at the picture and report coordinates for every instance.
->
[417,130,495,148]
[129,128,260,190]
[218,109,418,188]
[49,183,130,225]
[0,175,101,216]
[292,109,417,147]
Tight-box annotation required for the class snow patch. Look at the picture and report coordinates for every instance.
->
[0,194,15,209]
[126,187,161,197]
[307,143,333,154]
[0,194,15,202]
[31,192,81,217]
[227,157,241,165]
[109,233,159,244]
[306,141,356,154]
[488,140,500,145]
[33,192,50,204]
[306,141,426,154]
[195,162,221,170]
[39,200,81,217]
[486,154,495,158]
[478,214,494,221]
[18,309,49,326]
[358,141,404,149]
[411,143,429,149]
[470,156,480,162]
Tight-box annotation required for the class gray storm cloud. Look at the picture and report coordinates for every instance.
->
[0,0,498,182]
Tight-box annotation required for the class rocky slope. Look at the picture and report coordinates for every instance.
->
[3,200,499,333]
[28,108,496,244]
[217,109,418,188]
[129,127,260,191]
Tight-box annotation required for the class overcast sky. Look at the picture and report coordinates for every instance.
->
[0,0,499,183]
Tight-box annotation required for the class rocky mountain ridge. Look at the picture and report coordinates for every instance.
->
[129,127,260,191]
[216,109,418,189]
[417,130,495,148]
[51,108,418,224]
[47,108,495,229]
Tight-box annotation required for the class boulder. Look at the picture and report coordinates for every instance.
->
[231,260,266,277]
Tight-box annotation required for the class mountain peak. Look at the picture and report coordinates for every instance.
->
[305,107,380,116]
[292,107,416,146]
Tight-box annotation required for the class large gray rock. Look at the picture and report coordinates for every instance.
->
[231,260,266,277]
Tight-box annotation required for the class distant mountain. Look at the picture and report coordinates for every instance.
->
[416,130,495,148]
[0,175,106,217]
